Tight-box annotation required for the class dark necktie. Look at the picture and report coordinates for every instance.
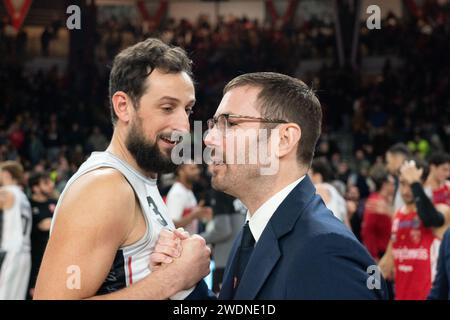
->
[232,221,255,295]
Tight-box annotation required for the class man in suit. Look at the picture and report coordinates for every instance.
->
[152,72,387,299]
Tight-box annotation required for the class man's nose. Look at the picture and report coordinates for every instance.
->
[204,126,221,147]
[172,110,191,133]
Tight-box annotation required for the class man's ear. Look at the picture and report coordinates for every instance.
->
[276,123,301,159]
[112,91,133,123]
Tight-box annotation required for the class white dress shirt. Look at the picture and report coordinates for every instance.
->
[246,176,305,242]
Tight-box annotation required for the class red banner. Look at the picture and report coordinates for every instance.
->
[403,0,419,18]
[266,0,299,27]
[3,0,32,30]
[137,0,168,27]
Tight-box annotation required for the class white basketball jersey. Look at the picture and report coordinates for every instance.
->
[50,151,177,294]
[0,185,32,253]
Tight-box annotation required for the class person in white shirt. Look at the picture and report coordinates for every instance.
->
[0,161,32,300]
[309,158,351,229]
[166,162,212,235]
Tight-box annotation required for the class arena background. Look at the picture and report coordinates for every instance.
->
[0,0,449,300]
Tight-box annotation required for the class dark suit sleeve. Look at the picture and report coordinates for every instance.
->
[287,233,388,299]
[184,280,217,300]
[428,230,450,300]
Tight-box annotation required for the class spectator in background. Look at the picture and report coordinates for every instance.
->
[28,133,45,166]
[424,152,450,206]
[86,126,108,152]
[166,162,212,235]
[345,185,364,241]
[200,165,246,293]
[361,169,395,261]
[385,143,411,211]
[40,27,52,57]
[309,158,351,229]
[27,172,58,299]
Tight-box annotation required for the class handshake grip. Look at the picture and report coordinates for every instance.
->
[150,228,211,290]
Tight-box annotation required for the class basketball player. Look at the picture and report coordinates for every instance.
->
[0,161,32,300]
[379,153,450,283]
[378,144,411,283]
[166,162,212,235]
[33,38,211,299]
[385,143,411,211]
[361,170,395,262]
[27,171,58,298]
[391,160,450,299]
[424,152,450,206]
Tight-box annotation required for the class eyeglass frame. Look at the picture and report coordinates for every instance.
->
[207,113,288,132]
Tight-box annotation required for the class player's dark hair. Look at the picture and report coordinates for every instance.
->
[427,152,450,167]
[224,72,322,167]
[28,171,50,190]
[109,38,193,125]
[370,168,391,192]
[311,158,333,182]
[387,143,411,158]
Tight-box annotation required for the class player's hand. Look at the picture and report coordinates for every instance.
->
[400,160,423,185]
[167,234,211,289]
[150,228,188,271]
[199,206,213,221]
[378,254,395,281]
[192,206,213,220]
[365,198,392,215]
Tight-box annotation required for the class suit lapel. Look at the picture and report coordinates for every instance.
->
[233,223,281,299]
[231,176,317,299]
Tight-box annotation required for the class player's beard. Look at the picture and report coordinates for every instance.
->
[125,117,178,175]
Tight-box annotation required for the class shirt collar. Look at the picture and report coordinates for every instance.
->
[246,175,305,242]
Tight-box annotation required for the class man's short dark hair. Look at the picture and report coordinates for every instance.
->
[428,152,450,167]
[387,143,411,158]
[311,158,333,182]
[370,168,391,192]
[108,38,193,125]
[224,72,322,167]
[28,171,50,190]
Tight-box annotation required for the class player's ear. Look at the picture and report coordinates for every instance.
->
[112,91,133,123]
[275,123,301,159]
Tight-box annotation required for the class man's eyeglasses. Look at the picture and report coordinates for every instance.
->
[207,113,287,133]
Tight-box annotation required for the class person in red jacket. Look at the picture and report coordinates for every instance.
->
[362,170,395,261]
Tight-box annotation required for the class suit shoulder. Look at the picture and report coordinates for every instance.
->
[296,195,355,239]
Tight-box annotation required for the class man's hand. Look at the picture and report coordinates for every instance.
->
[192,206,213,221]
[156,234,211,291]
[400,160,423,185]
[378,242,395,281]
[365,198,393,216]
[150,228,190,271]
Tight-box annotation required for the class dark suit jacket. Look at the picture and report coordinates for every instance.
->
[218,176,388,299]
[428,228,450,300]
